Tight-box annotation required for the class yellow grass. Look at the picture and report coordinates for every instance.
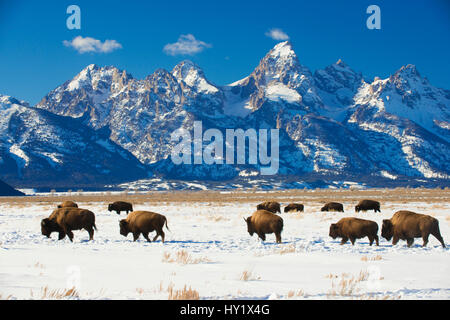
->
[326,270,370,298]
[361,255,383,262]
[162,249,211,264]
[1,188,449,206]
[167,284,199,300]
[287,289,306,298]
[239,269,261,281]
[30,286,79,299]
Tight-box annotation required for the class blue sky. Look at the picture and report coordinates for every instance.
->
[1,0,449,105]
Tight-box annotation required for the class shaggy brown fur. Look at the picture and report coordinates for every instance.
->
[321,202,344,212]
[41,207,97,242]
[329,217,379,246]
[119,211,169,243]
[108,201,133,215]
[244,210,283,243]
[355,199,380,212]
[256,201,281,213]
[382,210,445,248]
[284,203,304,213]
[57,201,78,209]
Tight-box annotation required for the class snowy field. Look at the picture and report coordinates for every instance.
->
[0,192,449,300]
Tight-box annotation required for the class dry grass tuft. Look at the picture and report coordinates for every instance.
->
[326,270,370,298]
[162,250,211,264]
[30,286,79,299]
[239,269,261,281]
[287,289,306,298]
[167,284,199,300]
[361,255,383,262]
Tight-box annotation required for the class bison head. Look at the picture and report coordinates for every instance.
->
[273,204,281,213]
[355,205,360,212]
[381,219,394,241]
[108,204,113,212]
[119,220,130,237]
[320,206,327,212]
[41,218,60,238]
[244,217,254,236]
[329,224,340,239]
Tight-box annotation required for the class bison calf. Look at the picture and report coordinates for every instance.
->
[245,210,283,243]
[382,210,445,248]
[284,203,304,213]
[108,201,133,215]
[41,207,97,242]
[256,201,281,213]
[119,211,169,243]
[321,202,344,212]
[329,217,379,246]
[57,201,78,209]
[355,200,380,213]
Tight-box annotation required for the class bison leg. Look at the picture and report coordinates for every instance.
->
[86,227,94,241]
[340,237,348,245]
[392,235,399,246]
[257,233,266,242]
[350,237,356,245]
[116,210,120,215]
[142,232,151,242]
[66,230,74,242]
[275,232,282,244]
[421,233,430,247]
[407,238,415,247]
[375,235,379,246]
[58,231,66,240]
[132,232,140,241]
[368,236,374,246]
[153,230,165,243]
[431,231,446,248]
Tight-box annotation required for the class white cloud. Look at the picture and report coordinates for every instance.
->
[163,34,212,56]
[265,28,290,41]
[63,36,122,54]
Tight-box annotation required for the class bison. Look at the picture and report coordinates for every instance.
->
[329,217,379,246]
[41,207,97,242]
[119,211,169,243]
[321,202,344,212]
[244,210,283,243]
[256,201,281,214]
[57,200,78,209]
[381,210,445,248]
[284,203,304,213]
[108,201,133,215]
[355,200,380,212]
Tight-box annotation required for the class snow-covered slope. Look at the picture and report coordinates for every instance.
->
[0,95,147,187]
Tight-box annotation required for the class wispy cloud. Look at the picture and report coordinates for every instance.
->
[265,28,290,41]
[63,36,122,54]
[163,34,212,56]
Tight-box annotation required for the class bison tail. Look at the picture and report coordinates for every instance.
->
[93,223,98,231]
[165,218,170,232]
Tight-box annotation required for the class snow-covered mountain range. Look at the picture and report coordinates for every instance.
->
[1,41,449,189]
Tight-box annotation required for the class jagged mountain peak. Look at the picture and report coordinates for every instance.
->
[0,94,29,108]
[394,64,421,79]
[269,41,296,58]
[172,60,219,94]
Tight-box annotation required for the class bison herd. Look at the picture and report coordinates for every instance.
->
[40,199,446,248]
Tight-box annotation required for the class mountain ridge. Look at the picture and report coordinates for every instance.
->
[1,41,449,189]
